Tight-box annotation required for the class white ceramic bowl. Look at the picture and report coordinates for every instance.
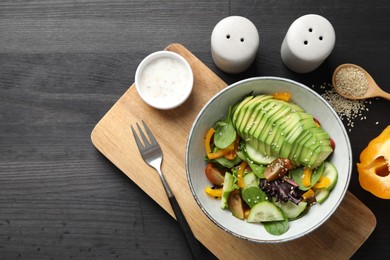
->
[135,51,194,110]
[186,77,352,243]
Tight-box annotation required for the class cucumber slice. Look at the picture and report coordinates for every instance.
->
[314,162,338,204]
[274,200,307,219]
[236,150,247,161]
[315,188,330,204]
[246,143,275,165]
[243,172,259,188]
[220,172,235,209]
[247,201,284,223]
[322,161,338,191]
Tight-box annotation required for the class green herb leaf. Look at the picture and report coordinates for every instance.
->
[248,161,266,179]
[210,156,242,168]
[242,187,267,208]
[263,212,289,236]
[214,106,236,149]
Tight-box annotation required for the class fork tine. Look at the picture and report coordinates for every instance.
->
[131,124,145,149]
[141,120,158,146]
[135,122,150,147]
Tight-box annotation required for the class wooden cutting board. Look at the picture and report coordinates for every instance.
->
[91,43,376,259]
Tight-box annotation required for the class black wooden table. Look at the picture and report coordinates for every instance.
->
[1,1,389,259]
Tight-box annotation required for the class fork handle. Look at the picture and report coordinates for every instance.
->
[169,196,205,259]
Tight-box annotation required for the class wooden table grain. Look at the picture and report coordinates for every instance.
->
[1,1,389,259]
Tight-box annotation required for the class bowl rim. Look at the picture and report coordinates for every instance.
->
[185,76,352,243]
[135,50,194,110]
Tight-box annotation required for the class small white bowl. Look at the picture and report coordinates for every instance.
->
[186,77,352,243]
[135,51,194,110]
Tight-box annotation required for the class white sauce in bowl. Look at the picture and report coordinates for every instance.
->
[135,51,193,110]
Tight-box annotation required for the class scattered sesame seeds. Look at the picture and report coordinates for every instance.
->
[334,67,369,97]
[315,83,371,132]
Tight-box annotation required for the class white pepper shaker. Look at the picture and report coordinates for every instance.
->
[211,16,259,74]
[281,14,336,73]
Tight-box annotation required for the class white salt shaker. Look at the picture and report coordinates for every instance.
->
[211,16,259,74]
[281,14,336,73]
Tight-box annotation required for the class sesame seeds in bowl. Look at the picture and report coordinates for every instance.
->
[333,66,369,98]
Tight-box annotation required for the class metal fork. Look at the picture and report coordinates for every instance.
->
[131,121,204,260]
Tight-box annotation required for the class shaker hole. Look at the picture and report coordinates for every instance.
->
[304,40,308,45]
[309,28,313,32]
[240,38,245,42]
[319,36,323,40]
[226,34,231,39]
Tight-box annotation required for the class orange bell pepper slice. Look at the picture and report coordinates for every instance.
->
[357,125,390,199]
[237,161,247,188]
[273,92,291,102]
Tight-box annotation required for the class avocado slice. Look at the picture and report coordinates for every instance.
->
[251,101,281,155]
[248,103,271,141]
[284,115,316,144]
[271,99,304,113]
[309,126,330,138]
[258,103,286,156]
[238,96,269,131]
[268,124,284,157]
[241,95,273,136]
[276,112,301,158]
[251,100,278,138]
[232,96,253,126]
[289,130,313,165]
[263,105,293,156]
[270,111,301,157]
[299,126,333,168]
[235,97,258,135]
[308,145,334,168]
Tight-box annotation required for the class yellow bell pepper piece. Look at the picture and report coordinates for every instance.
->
[207,142,235,160]
[302,189,315,200]
[204,128,215,154]
[237,161,247,189]
[204,186,223,198]
[302,168,312,187]
[313,176,331,189]
[357,125,390,199]
[244,208,251,219]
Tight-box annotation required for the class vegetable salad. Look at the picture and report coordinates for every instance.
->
[203,93,338,235]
